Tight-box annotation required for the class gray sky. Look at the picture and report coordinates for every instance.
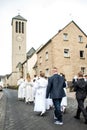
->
[0,0,87,75]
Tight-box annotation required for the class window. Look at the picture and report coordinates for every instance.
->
[19,22,21,33]
[64,49,70,57]
[81,67,85,74]
[45,68,49,77]
[78,35,83,43]
[80,50,84,58]
[22,22,24,33]
[63,33,68,41]
[39,56,42,64]
[19,46,21,50]
[40,71,42,74]
[15,21,24,34]
[15,21,18,33]
[45,52,48,60]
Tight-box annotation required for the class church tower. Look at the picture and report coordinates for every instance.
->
[11,14,27,85]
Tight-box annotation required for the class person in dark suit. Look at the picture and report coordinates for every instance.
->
[46,67,66,125]
[84,74,87,113]
[73,71,87,124]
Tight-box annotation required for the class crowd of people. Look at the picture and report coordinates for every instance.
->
[17,72,54,114]
[17,67,87,126]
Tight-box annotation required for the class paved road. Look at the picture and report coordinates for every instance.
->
[0,89,87,130]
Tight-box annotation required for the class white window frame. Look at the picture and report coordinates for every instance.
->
[63,33,68,41]
[45,52,48,60]
[45,68,49,77]
[64,49,70,57]
[78,35,83,43]
[81,67,85,74]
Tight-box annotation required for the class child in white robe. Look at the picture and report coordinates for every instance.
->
[17,77,25,100]
[33,73,48,116]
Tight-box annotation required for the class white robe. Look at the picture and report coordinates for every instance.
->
[33,77,48,113]
[61,81,68,112]
[22,82,26,99]
[61,88,67,106]
[25,80,34,103]
[17,78,25,99]
[46,98,53,110]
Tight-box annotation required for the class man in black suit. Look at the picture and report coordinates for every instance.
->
[73,71,87,124]
[46,67,66,125]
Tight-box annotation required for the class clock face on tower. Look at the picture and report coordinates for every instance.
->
[16,35,24,42]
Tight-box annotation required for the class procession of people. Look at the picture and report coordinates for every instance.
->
[17,72,53,110]
[17,68,87,125]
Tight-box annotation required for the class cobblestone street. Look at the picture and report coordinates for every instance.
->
[0,89,87,130]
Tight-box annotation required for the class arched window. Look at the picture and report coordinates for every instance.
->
[22,22,24,33]
[15,21,18,33]
[19,22,21,33]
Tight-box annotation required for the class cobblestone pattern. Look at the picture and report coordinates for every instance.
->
[0,89,87,130]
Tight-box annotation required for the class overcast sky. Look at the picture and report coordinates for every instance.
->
[0,0,87,75]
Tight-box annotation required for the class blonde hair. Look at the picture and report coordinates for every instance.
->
[26,73,31,82]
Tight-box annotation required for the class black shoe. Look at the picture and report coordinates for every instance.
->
[74,116,80,119]
[84,120,87,124]
[86,106,87,112]
[84,121,87,124]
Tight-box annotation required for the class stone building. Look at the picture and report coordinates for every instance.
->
[26,47,37,79]
[5,19,87,86]
[21,47,37,80]
[36,21,87,81]
[10,14,27,86]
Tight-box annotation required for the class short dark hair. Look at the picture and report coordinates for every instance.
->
[40,72,45,77]
[53,67,57,70]
[78,71,83,77]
